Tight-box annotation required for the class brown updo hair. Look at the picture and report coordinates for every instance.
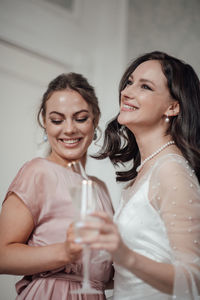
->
[37,72,100,128]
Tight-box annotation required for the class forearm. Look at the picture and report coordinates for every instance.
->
[121,247,174,294]
[0,242,67,275]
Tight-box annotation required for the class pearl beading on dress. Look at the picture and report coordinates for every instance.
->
[136,141,175,173]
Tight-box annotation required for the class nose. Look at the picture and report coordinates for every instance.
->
[63,119,77,135]
[121,84,135,99]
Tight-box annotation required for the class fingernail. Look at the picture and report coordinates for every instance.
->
[75,237,82,243]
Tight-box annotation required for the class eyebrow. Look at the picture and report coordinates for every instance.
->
[129,75,155,87]
[139,78,155,86]
[49,109,89,117]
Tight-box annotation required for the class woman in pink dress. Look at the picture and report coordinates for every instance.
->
[0,73,114,299]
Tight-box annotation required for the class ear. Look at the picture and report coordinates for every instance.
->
[164,101,180,117]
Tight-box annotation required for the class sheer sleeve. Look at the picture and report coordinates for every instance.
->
[150,155,200,299]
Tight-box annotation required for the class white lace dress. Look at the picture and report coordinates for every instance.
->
[113,154,200,300]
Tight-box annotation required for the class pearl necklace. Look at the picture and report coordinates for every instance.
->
[136,141,175,173]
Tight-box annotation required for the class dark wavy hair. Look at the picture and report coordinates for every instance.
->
[37,72,100,128]
[97,51,200,182]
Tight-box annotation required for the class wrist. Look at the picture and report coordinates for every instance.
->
[123,247,136,271]
[56,243,70,265]
[113,243,136,271]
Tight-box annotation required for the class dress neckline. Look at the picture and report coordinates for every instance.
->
[37,157,85,178]
[122,153,186,198]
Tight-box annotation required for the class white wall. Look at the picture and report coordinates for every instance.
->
[0,0,128,298]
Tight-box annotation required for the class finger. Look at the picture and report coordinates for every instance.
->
[75,220,116,235]
[67,222,75,230]
[90,243,114,252]
[71,241,83,250]
[90,211,113,224]
[74,232,118,246]
[67,240,83,253]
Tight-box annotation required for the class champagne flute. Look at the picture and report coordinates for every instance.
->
[68,162,111,264]
[68,160,87,179]
[91,249,111,264]
[70,179,102,295]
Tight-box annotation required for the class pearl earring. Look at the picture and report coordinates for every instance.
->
[165,115,170,123]
[43,131,48,142]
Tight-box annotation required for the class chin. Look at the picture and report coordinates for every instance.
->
[117,115,129,126]
[117,114,124,125]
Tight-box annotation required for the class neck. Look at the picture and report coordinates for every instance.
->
[47,152,87,169]
[135,133,173,162]
[136,139,175,173]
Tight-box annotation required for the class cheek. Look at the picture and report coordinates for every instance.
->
[84,125,94,139]
[139,93,150,103]
[85,128,95,144]
[80,121,94,135]
[46,124,61,136]
[141,97,159,112]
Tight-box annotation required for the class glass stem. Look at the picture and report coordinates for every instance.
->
[82,245,91,288]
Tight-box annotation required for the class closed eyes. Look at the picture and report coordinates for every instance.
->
[50,119,62,125]
[50,116,89,125]
[76,117,89,123]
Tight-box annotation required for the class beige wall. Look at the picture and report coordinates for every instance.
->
[126,0,200,76]
[0,0,200,299]
[0,0,127,298]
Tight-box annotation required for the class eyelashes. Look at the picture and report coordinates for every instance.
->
[141,84,152,91]
[126,79,133,86]
[50,117,89,125]
[125,80,153,91]
[76,117,89,123]
[50,120,62,124]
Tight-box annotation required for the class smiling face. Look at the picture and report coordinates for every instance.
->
[118,60,176,133]
[43,89,95,167]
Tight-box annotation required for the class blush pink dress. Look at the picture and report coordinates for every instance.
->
[4,158,114,300]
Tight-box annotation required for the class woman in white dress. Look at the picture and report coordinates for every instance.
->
[74,51,200,299]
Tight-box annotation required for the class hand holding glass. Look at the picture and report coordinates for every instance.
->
[70,179,102,294]
[68,160,111,264]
